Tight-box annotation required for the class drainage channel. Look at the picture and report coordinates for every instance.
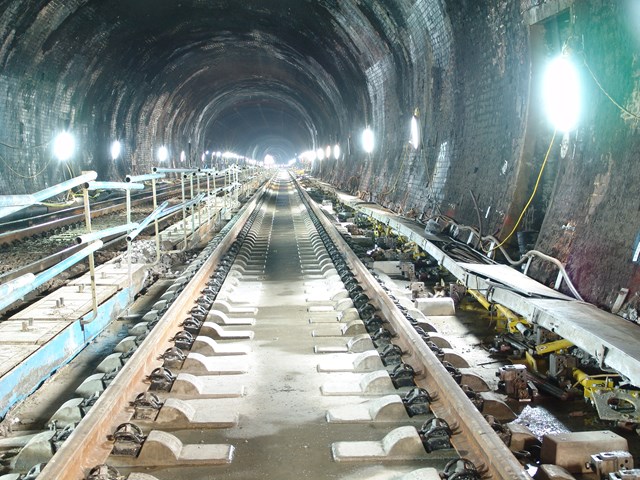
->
[22,171,526,480]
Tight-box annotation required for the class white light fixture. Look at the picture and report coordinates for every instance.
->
[542,55,581,132]
[110,140,122,160]
[53,131,75,161]
[300,150,316,161]
[264,154,275,166]
[325,145,331,159]
[316,148,325,160]
[180,150,186,162]
[333,144,341,160]
[410,115,420,150]
[362,127,374,153]
[157,146,169,162]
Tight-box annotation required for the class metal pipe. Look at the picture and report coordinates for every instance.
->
[84,181,144,191]
[181,175,188,248]
[152,177,161,266]
[0,241,103,312]
[127,201,169,242]
[0,195,37,207]
[125,173,166,183]
[83,188,99,320]
[206,174,211,224]
[189,172,195,238]
[76,223,139,244]
[196,174,202,229]
[0,171,97,220]
[159,194,205,218]
[523,250,583,301]
[126,189,133,301]
[153,167,197,174]
[0,273,36,298]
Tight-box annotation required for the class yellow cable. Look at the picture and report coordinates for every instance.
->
[382,144,409,195]
[492,130,557,251]
[0,153,53,179]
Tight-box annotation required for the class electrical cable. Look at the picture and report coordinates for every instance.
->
[582,54,640,121]
[491,129,557,251]
[0,153,53,179]
[468,189,483,240]
[0,138,52,150]
[381,144,409,196]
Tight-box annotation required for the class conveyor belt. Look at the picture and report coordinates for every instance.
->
[338,192,640,386]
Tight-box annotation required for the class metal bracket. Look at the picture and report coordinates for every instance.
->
[109,423,146,457]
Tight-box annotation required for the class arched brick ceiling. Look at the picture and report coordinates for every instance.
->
[0,0,404,170]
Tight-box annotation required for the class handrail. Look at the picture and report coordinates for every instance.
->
[125,173,166,183]
[75,223,139,245]
[0,241,103,312]
[84,181,144,191]
[127,201,169,242]
[0,171,98,220]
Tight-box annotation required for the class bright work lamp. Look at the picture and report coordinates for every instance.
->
[543,55,581,132]
[53,132,75,161]
[362,127,374,153]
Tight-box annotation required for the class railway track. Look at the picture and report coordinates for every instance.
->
[15,172,529,479]
[0,184,181,247]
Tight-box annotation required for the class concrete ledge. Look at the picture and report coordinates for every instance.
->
[314,333,374,354]
[206,309,255,326]
[423,333,450,349]
[332,426,428,462]
[199,322,254,340]
[326,395,409,423]
[153,398,239,429]
[480,392,517,422]
[75,373,109,398]
[442,349,469,368]
[113,430,234,467]
[321,370,395,396]
[182,353,249,375]
[460,371,490,392]
[339,308,361,322]
[191,336,250,356]
[11,430,54,470]
[317,351,383,373]
[171,373,245,398]
[50,397,85,427]
[211,300,258,316]
[414,298,455,316]
[312,320,365,337]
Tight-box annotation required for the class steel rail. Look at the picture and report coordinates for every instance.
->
[0,185,180,245]
[0,208,184,286]
[39,181,268,480]
[294,176,532,480]
[0,173,238,245]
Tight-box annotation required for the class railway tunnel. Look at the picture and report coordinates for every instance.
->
[1,1,640,479]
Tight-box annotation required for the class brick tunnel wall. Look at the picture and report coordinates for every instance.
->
[531,1,640,310]
[0,2,180,194]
